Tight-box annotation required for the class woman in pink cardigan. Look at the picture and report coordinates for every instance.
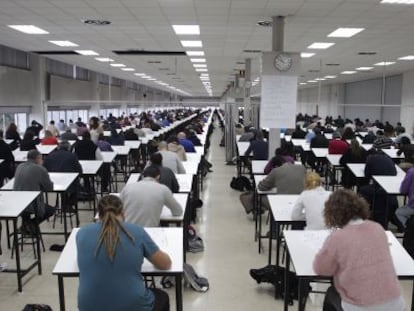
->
[313,189,404,311]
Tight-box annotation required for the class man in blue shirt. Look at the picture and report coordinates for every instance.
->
[178,132,196,152]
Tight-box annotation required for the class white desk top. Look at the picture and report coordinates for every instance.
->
[312,148,329,158]
[111,145,131,156]
[194,146,204,156]
[182,161,198,175]
[291,139,307,147]
[382,148,404,159]
[0,191,40,218]
[324,133,333,140]
[361,144,373,151]
[79,160,103,175]
[373,174,405,194]
[347,163,405,179]
[0,159,3,164]
[101,151,117,163]
[160,193,188,222]
[12,149,27,162]
[252,160,268,175]
[124,140,141,149]
[126,173,193,193]
[103,131,111,137]
[4,139,14,145]
[53,227,183,275]
[36,145,57,155]
[254,175,277,194]
[2,172,78,192]
[326,154,342,166]
[237,141,251,156]
[284,230,414,277]
[268,195,300,222]
[186,153,202,164]
[301,143,310,152]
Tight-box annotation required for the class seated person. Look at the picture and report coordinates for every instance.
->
[77,195,171,311]
[291,172,331,230]
[0,130,15,186]
[41,130,58,145]
[107,128,125,146]
[60,129,78,141]
[20,131,38,151]
[25,120,43,137]
[397,136,414,171]
[146,153,179,193]
[395,166,414,229]
[46,120,59,137]
[120,166,183,227]
[177,132,196,153]
[13,149,55,226]
[314,189,404,311]
[373,129,393,149]
[339,139,368,188]
[158,141,186,174]
[96,134,113,152]
[244,130,268,161]
[362,130,376,144]
[341,127,354,141]
[328,132,348,155]
[166,135,187,161]
[5,122,21,150]
[239,127,255,142]
[264,147,295,175]
[291,125,306,139]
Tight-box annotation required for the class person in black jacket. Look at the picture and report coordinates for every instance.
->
[0,130,15,186]
[291,125,307,139]
[307,128,329,171]
[339,139,368,188]
[5,122,21,150]
[358,149,401,230]
[25,120,43,137]
[20,131,38,151]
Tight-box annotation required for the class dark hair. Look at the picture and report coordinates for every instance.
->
[143,165,160,178]
[400,136,411,145]
[150,152,163,166]
[58,141,70,151]
[0,130,3,139]
[324,189,370,228]
[50,120,55,125]
[27,149,41,161]
[82,131,91,140]
[271,155,286,167]
[23,131,34,140]
[166,135,179,144]
[7,123,17,133]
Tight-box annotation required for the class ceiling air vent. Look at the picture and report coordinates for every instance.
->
[358,52,377,55]
[257,21,272,27]
[308,70,320,73]
[83,20,111,26]
[243,49,262,53]
[148,61,162,64]
[325,63,340,66]
[113,50,186,56]
[158,68,169,71]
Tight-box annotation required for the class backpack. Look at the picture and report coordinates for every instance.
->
[188,225,204,253]
[22,305,53,311]
[230,176,252,192]
[183,263,209,292]
[403,215,414,259]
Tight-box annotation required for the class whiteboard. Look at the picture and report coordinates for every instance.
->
[260,75,297,128]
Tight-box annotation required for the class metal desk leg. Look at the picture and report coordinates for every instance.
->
[58,275,66,311]
[411,280,414,311]
[61,193,69,242]
[275,222,281,267]
[268,211,273,265]
[254,190,258,241]
[175,274,183,311]
[298,279,306,311]
[13,219,22,292]
[36,224,42,275]
[258,195,262,253]
[284,249,290,310]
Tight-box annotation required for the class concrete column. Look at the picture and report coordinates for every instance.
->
[30,54,48,125]
[89,72,100,117]
[243,58,252,124]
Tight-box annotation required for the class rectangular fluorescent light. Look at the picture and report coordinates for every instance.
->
[308,80,318,83]
[181,40,203,47]
[374,61,395,66]
[134,73,146,76]
[307,42,335,49]
[121,68,135,71]
[142,76,152,79]
[110,63,126,67]
[324,75,337,79]
[148,78,156,81]
[398,55,414,60]
[172,25,200,35]
[8,25,49,34]
[381,0,414,4]
[49,40,78,47]
[95,57,114,62]
[75,50,99,56]
[328,28,365,38]
[301,52,315,58]
[193,64,207,68]
[341,71,357,74]
[299,83,307,85]
[195,68,208,72]
[356,67,373,71]
[186,51,205,56]
[190,58,206,63]
[315,78,326,81]
[200,73,209,76]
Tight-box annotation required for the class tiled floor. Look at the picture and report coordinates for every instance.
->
[1,123,413,310]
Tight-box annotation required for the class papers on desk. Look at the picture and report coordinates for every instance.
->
[150,228,168,248]
[301,231,331,251]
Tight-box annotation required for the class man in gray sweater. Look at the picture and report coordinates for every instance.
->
[121,165,183,227]
[13,149,55,222]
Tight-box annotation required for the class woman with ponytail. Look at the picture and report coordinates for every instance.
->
[291,172,331,230]
[76,195,171,311]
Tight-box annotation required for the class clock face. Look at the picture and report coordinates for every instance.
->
[274,53,293,72]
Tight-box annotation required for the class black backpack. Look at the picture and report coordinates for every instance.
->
[230,176,252,191]
[403,215,414,259]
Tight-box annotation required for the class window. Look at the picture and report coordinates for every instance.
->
[75,66,90,81]
[0,112,28,134]
[47,108,89,125]
[0,44,30,70]
[46,59,74,79]
[99,107,120,119]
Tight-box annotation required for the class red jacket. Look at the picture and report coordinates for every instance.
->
[328,139,348,154]
[41,137,58,145]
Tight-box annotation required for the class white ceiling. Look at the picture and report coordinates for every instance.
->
[1,0,414,96]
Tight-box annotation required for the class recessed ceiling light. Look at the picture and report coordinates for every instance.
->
[356,67,373,71]
[341,71,357,74]
[186,51,205,56]
[328,28,365,38]
[110,63,126,67]
[315,78,326,81]
[142,76,152,79]
[193,64,207,68]
[49,40,78,47]
[308,80,318,83]
[196,68,208,72]
[190,58,206,63]
[134,73,146,76]
[324,75,337,79]
[75,50,99,56]
[381,0,414,3]
[95,57,114,62]
[181,40,202,47]
[301,53,315,58]
[8,25,49,34]
[299,82,307,85]
[148,78,156,81]
[374,61,395,66]
[121,68,135,71]
[256,20,273,27]
[307,42,335,49]
[172,25,200,35]
[398,55,414,60]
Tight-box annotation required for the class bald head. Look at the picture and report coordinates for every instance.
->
[177,132,186,139]
[158,141,167,150]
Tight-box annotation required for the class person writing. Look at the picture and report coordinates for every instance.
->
[313,189,404,311]
[77,195,171,311]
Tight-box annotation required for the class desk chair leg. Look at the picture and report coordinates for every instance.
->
[283,250,290,310]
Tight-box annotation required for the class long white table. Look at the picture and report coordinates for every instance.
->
[348,163,405,179]
[382,148,405,159]
[36,144,57,155]
[52,227,184,311]
[79,160,103,176]
[0,191,41,292]
[12,149,27,162]
[124,140,141,149]
[311,148,329,158]
[284,230,414,311]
